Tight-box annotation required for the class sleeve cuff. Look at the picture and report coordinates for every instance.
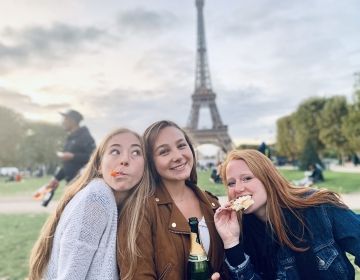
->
[225,243,246,267]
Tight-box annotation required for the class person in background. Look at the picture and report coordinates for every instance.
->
[118,120,228,280]
[293,163,324,187]
[308,163,324,184]
[213,149,360,280]
[210,161,222,184]
[42,109,96,205]
[28,128,151,280]
[258,142,271,159]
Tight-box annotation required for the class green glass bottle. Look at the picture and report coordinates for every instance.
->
[187,217,211,280]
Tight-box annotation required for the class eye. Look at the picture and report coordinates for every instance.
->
[110,149,120,155]
[178,142,188,149]
[158,148,169,156]
[227,180,236,188]
[241,176,253,183]
[131,149,142,157]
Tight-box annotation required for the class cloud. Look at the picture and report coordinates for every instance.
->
[134,47,193,87]
[116,8,178,35]
[0,87,69,117]
[0,23,106,73]
[58,85,190,140]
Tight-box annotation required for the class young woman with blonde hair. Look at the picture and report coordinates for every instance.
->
[214,149,360,279]
[28,128,151,280]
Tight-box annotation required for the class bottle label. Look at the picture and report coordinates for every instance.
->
[188,254,208,262]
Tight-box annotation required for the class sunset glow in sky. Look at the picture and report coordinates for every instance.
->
[1,0,359,147]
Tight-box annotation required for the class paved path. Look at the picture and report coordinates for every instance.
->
[0,196,57,214]
[0,192,359,214]
[328,163,360,173]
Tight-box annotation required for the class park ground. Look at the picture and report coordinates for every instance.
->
[0,166,359,279]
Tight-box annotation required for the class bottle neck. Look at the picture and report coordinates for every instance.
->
[189,219,207,257]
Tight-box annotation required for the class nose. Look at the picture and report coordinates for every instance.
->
[120,152,129,166]
[234,179,245,192]
[171,150,183,162]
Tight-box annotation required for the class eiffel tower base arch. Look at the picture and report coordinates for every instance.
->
[185,126,234,153]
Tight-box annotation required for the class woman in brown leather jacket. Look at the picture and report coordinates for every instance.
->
[117,120,228,280]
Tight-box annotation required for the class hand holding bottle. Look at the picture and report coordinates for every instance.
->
[32,178,59,200]
[213,205,240,249]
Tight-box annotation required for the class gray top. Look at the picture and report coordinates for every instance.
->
[45,178,119,280]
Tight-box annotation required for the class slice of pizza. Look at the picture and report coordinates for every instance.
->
[229,195,254,211]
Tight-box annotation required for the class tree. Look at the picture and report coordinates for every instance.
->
[318,96,350,161]
[298,138,322,170]
[0,106,25,166]
[342,103,360,154]
[293,97,326,168]
[18,121,65,170]
[276,114,298,160]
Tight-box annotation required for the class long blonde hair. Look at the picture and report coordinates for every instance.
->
[28,128,152,280]
[118,153,153,280]
[221,149,346,251]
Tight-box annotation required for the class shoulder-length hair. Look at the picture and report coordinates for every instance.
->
[29,128,152,280]
[221,149,346,251]
[142,120,197,187]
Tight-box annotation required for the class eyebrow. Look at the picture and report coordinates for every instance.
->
[154,138,185,152]
[154,144,168,153]
[109,143,141,148]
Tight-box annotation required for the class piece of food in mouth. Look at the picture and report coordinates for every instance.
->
[229,195,255,211]
[110,170,119,177]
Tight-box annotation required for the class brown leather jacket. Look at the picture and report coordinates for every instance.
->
[118,183,228,280]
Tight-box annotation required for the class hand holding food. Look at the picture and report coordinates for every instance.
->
[214,205,240,248]
[32,179,59,200]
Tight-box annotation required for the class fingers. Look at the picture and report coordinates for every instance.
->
[211,272,220,280]
[222,201,232,208]
[214,206,232,220]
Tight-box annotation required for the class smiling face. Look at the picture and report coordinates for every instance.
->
[152,126,194,186]
[100,132,144,198]
[225,159,268,221]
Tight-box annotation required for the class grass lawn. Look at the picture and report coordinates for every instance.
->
[0,176,65,200]
[279,169,360,193]
[197,169,360,196]
[0,214,48,280]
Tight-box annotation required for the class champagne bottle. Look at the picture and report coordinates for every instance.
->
[187,217,211,280]
[41,189,55,207]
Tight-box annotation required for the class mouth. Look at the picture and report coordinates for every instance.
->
[170,163,186,170]
[110,170,128,177]
[235,194,253,200]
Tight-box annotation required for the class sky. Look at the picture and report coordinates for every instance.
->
[1,0,360,151]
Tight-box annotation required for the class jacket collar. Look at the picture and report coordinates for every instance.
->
[153,182,217,208]
[153,184,189,233]
[153,183,219,234]
[153,183,173,205]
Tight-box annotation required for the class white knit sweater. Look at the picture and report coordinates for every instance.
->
[45,178,119,280]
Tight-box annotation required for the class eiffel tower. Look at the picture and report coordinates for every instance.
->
[185,0,233,152]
